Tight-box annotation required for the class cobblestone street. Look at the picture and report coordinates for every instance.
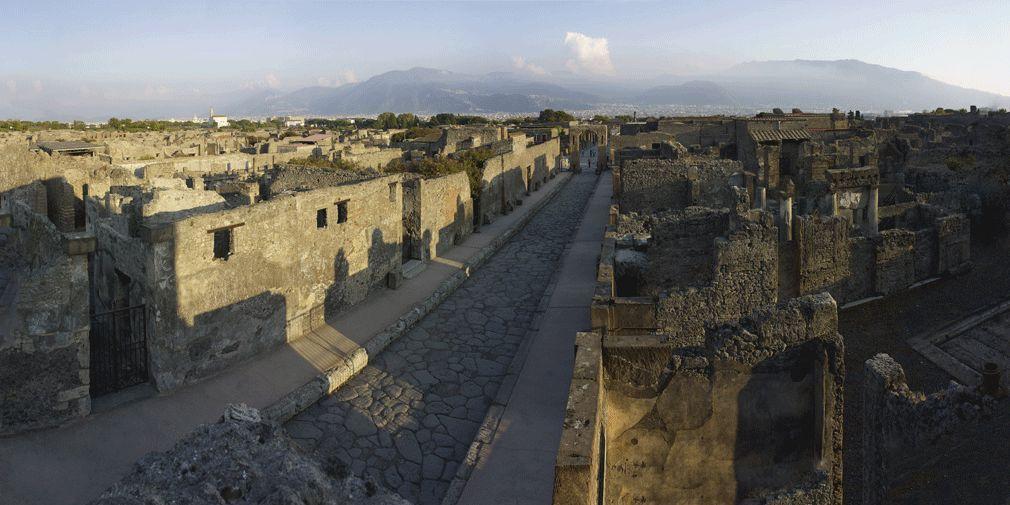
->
[285,172,600,504]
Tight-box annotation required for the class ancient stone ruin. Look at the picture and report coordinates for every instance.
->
[2,106,1009,505]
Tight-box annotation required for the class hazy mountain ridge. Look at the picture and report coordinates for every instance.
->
[229,67,597,116]
[3,60,1008,120]
[232,61,1010,116]
[705,59,1010,110]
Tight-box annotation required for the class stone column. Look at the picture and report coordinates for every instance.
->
[831,192,840,216]
[868,187,879,236]
[756,187,767,211]
[780,197,793,241]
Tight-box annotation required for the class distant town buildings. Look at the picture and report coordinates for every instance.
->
[208,107,229,128]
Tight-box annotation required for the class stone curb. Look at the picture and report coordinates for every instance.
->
[440,172,602,505]
[263,171,575,424]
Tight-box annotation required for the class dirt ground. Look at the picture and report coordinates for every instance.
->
[839,241,1010,505]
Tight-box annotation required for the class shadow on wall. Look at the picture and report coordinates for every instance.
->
[0,180,93,434]
[324,228,399,321]
[732,342,827,502]
[148,225,400,392]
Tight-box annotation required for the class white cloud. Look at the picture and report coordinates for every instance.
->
[564,32,615,75]
[339,70,359,84]
[32,79,43,93]
[5,80,16,94]
[264,73,281,89]
[316,70,359,87]
[512,56,548,76]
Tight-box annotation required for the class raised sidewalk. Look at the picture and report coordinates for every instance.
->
[452,170,613,504]
[0,171,573,505]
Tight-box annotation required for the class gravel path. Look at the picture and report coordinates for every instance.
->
[285,172,599,505]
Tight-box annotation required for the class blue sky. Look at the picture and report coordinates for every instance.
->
[3,0,1009,94]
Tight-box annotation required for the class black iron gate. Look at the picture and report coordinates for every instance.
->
[89,305,148,396]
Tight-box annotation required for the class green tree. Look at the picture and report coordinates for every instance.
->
[396,113,419,128]
[537,109,575,123]
[375,112,399,129]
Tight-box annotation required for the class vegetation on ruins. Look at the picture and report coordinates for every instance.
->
[945,154,977,172]
[390,127,441,143]
[385,147,495,197]
[287,156,364,172]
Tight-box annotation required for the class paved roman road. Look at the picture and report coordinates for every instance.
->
[285,171,600,504]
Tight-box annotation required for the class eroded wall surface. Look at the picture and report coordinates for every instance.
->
[556,294,845,505]
[861,354,992,505]
[0,202,91,434]
[654,211,779,341]
[146,175,403,389]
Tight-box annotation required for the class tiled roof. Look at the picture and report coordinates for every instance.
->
[749,129,811,142]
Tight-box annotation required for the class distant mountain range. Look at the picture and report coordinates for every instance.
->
[2,60,1007,120]
[228,67,596,116]
[228,60,1010,116]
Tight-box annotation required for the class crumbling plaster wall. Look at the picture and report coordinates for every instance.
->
[0,202,92,434]
[556,294,844,505]
[145,175,403,389]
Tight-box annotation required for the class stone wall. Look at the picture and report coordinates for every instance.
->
[131,151,305,179]
[874,229,918,296]
[792,215,877,303]
[653,211,779,341]
[556,294,844,505]
[340,147,404,170]
[402,172,473,261]
[478,137,560,224]
[935,213,971,273]
[620,159,692,213]
[861,354,992,505]
[791,210,970,304]
[261,166,375,197]
[0,145,131,231]
[441,125,504,154]
[619,158,743,214]
[0,202,92,434]
[145,175,404,390]
[654,118,736,147]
